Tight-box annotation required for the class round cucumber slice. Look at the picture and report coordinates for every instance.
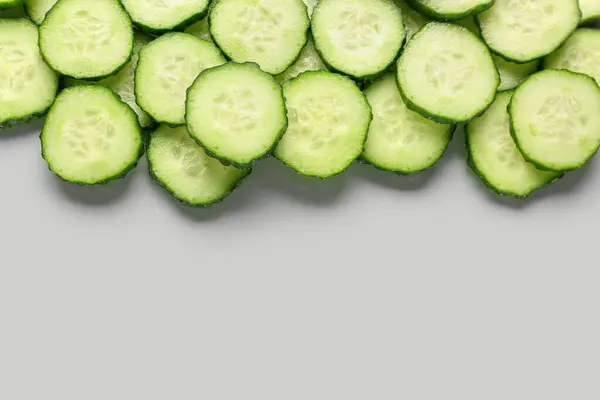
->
[509,69,600,172]
[184,17,211,42]
[579,0,600,23]
[406,0,492,20]
[24,0,57,24]
[41,85,143,185]
[394,0,430,41]
[494,55,540,92]
[275,35,327,84]
[121,0,209,33]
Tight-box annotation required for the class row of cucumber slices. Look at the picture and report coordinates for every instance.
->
[0,0,599,206]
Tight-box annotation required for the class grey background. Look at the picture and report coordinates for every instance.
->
[0,120,598,399]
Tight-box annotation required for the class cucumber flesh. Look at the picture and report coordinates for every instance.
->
[0,3,26,17]
[209,0,310,75]
[39,0,134,80]
[493,54,540,91]
[579,0,600,22]
[184,17,211,42]
[303,0,318,17]
[477,0,581,62]
[121,0,209,33]
[363,73,453,173]
[396,22,499,123]
[186,62,288,167]
[0,0,22,9]
[408,0,492,20]
[135,32,226,126]
[543,28,600,86]
[509,69,600,171]
[275,35,327,84]
[41,85,143,185]
[275,70,372,178]
[393,0,430,41]
[466,91,561,198]
[311,0,405,80]
[24,0,57,24]
[148,125,250,207]
[0,19,58,127]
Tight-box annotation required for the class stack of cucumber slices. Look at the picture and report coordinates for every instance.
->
[1,0,600,206]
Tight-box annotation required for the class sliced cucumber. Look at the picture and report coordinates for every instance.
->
[407,0,492,20]
[455,15,480,36]
[148,125,250,207]
[275,35,327,84]
[275,71,372,178]
[0,19,58,127]
[396,22,499,123]
[24,0,56,24]
[466,91,561,198]
[494,55,540,92]
[509,69,600,171]
[0,3,26,16]
[0,0,22,9]
[312,0,405,80]
[135,32,226,126]
[209,0,310,75]
[304,0,319,16]
[41,85,143,185]
[121,0,209,33]
[543,28,600,86]
[184,17,211,42]
[186,62,287,167]
[477,0,581,63]
[393,0,429,41]
[39,0,133,80]
[579,0,600,23]
[64,32,155,130]
[363,73,454,174]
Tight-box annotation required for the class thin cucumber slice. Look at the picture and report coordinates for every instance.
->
[135,32,226,126]
[543,28,600,86]
[275,35,327,84]
[466,91,561,198]
[304,0,318,16]
[24,0,56,24]
[0,0,22,9]
[148,125,250,207]
[509,69,600,171]
[393,0,430,41]
[477,0,581,63]
[41,85,143,185]
[579,0,600,23]
[406,0,492,20]
[0,19,58,127]
[64,32,155,130]
[0,3,26,16]
[39,0,133,80]
[274,71,372,178]
[209,0,310,75]
[184,17,211,42]
[455,16,480,36]
[121,0,209,33]
[186,62,287,167]
[396,22,499,123]
[494,54,540,91]
[363,73,454,174]
[311,0,405,80]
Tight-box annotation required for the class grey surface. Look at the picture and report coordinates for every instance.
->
[0,120,598,400]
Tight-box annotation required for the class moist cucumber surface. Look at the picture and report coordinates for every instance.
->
[493,54,540,91]
[121,0,209,33]
[579,0,600,22]
[209,0,310,75]
[394,0,429,41]
[186,62,288,167]
[363,73,453,173]
[184,17,211,41]
[0,18,58,127]
[147,125,250,207]
[311,0,405,80]
[135,32,226,126]
[41,85,143,185]
[509,69,600,171]
[39,0,133,80]
[24,0,57,24]
[466,90,561,198]
[275,36,327,83]
[275,70,372,178]
[543,28,600,86]
[407,0,492,20]
[303,0,319,16]
[396,22,499,123]
[477,0,581,62]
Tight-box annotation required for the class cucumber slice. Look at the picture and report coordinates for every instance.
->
[509,69,600,171]
[148,125,251,207]
[275,36,327,84]
[304,0,318,16]
[274,71,372,178]
[406,0,492,20]
[39,0,133,80]
[455,15,480,36]
[579,0,600,23]
[0,3,26,16]
[494,55,540,92]
[24,0,56,24]
[396,22,499,123]
[64,32,155,130]
[186,62,287,167]
[0,0,22,9]
[41,85,143,185]
[311,0,405,80]
[393,0,429,41]
[466,91,561,198]
[184,17,211,42]
[363,73,454,174]
[543,28,600,86]
[209,0,310,75]
[121,0,209,33]
[477,0,581,63]
[0,19,58,127]
[135,32,226,126]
